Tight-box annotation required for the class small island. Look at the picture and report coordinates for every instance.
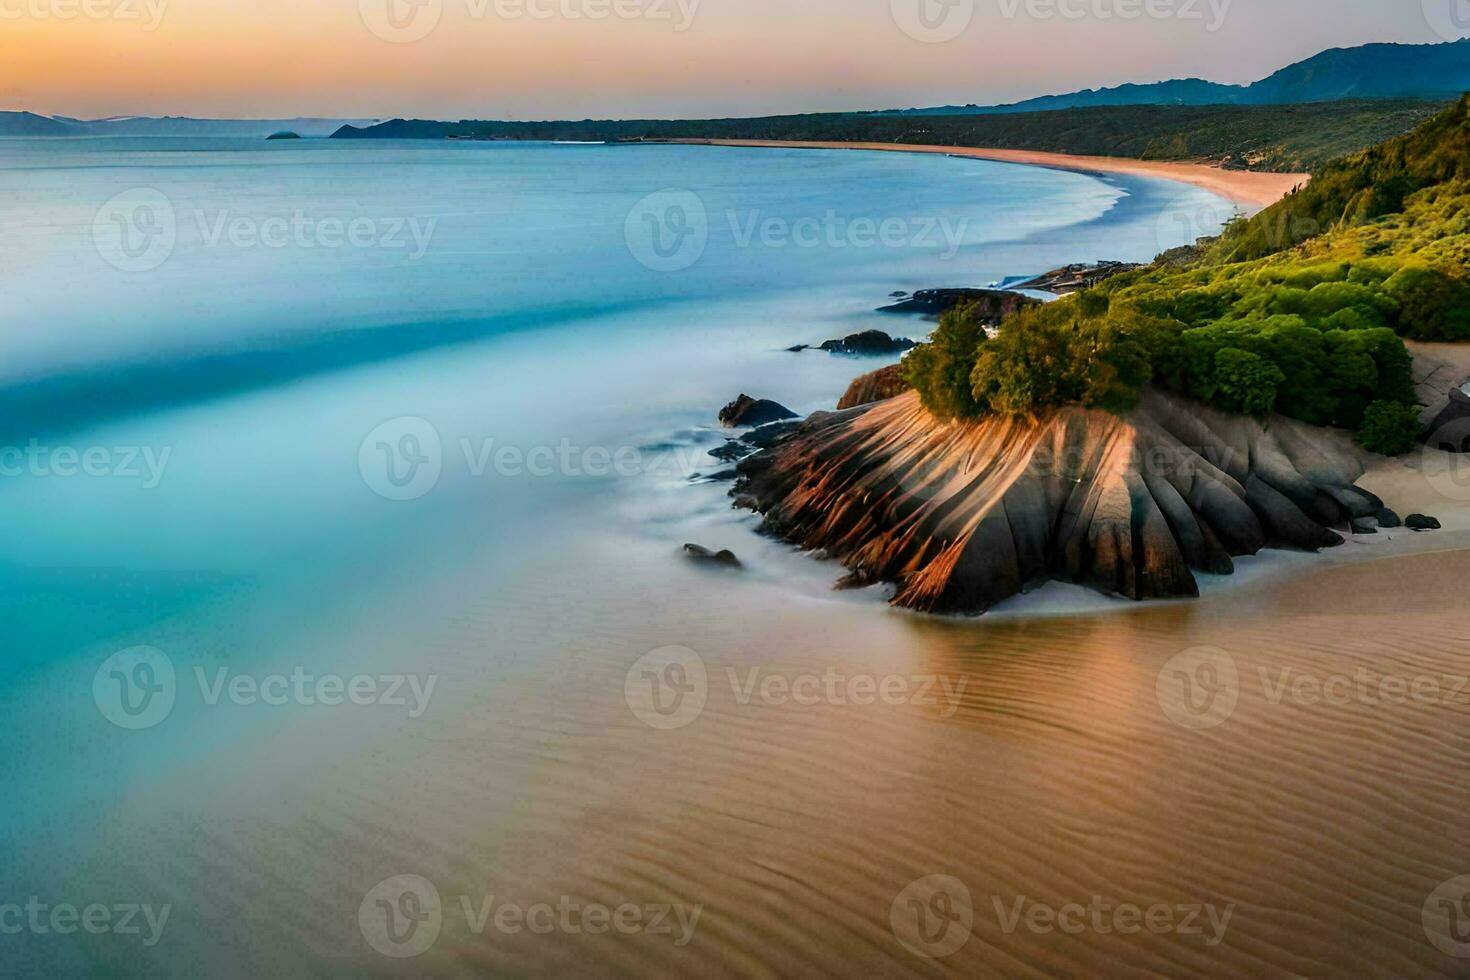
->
[265,130,301,140]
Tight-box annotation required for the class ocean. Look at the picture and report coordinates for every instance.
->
[9,138,1464,977]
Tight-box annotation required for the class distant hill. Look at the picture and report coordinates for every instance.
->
[0,111,75,136]
[332,99,1449,174]
[0,113,378,138]
[870,39,1470,116]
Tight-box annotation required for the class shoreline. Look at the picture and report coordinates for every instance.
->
[678,139,1309,210]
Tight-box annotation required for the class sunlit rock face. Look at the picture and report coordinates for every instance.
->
[734,389,1383,614]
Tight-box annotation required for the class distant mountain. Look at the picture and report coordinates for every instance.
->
[883,79,1246,116]
[870,39,1470,116]
[0,114,378,138]
[0,111,75,136]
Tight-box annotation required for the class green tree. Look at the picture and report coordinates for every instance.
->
[1356,400,1422,455]
[904,302,991,420]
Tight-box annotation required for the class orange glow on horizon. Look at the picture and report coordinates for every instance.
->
[0,0,1437,120]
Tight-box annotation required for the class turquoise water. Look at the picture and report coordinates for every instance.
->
[0,138,1233,973]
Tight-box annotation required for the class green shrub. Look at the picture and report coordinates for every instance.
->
[1385,264,1470,340]
[902,100,1467,438]
[1211,348,1284,415]
[968,302,1154,417]
[1356,401,1423,455]
[904,302,991,420]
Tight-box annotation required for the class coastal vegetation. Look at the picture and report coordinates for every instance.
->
[905,96,1470,455]
[333,99,1447,173]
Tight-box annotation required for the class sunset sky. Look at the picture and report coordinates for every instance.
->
[1,0,1458,119]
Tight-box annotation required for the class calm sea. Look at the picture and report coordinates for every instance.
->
[11,138,1396,976]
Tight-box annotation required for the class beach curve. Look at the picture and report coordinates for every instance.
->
[687,139,1310,210]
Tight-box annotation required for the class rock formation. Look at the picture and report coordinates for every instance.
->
[1013,261,1140,294]
[837,364,911,410]
[719,395,797,428]
[819,330,916,356]
[878,288,1040,320]
[684,544,742,567]
[733,388,1388,615]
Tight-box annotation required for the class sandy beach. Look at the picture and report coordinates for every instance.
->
[690,139,1310,210]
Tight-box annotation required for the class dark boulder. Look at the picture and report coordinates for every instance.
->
[1350,517,1379,534]
[1405,514,1442,531]
[1376,508,1403,529]
[719,394,796,428]
[819,330,915,356]
[684,544,741,567]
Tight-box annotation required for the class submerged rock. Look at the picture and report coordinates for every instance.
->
[710,441,756,463]
[819,330,916,356]
[719,394,797,428]
[710,421,800,463]
[684,544,741,567]
[733,389,1388,615]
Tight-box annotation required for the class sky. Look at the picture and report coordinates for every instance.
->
[0,0,1461,120]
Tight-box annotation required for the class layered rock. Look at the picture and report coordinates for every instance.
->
[837,364,911,410]
[733,389,1386,615]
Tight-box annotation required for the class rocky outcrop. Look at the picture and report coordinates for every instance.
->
[819,330,916,356]
[719,395,796,428]
[878,288,1041,320]
[711,420,801,462]
[733,389,1387,615]
[1013,261,1140,294]
[837,364,911,410]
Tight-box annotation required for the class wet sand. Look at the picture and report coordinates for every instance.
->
[44,506,1470,977]
[690,140,1310,209]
